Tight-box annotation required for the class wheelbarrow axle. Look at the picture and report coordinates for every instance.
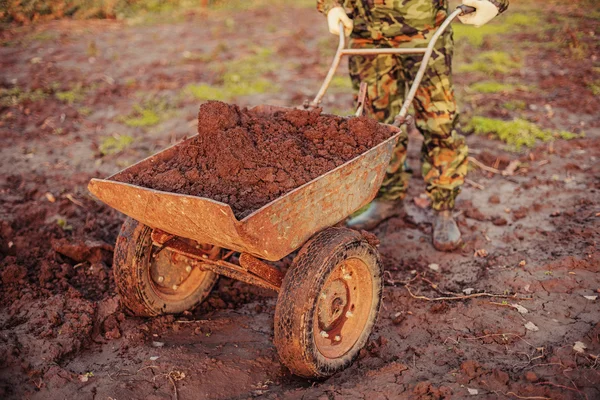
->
[151,229,283,292]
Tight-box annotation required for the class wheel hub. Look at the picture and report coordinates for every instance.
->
[148,242,218,301]
[314,258,374,359]
[150,250,193,290]
[318,280,348,331]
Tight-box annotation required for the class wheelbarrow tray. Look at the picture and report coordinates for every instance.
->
[88,105,401,261]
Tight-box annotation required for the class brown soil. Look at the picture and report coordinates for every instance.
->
[115,101,391,218]
[0,1,598,399]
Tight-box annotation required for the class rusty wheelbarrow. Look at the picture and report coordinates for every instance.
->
[88,6,473,378]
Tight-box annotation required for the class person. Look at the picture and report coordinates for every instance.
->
[317,0,509,251]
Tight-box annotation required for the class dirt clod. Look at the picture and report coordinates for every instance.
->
[524,371,538,382]
[492,217,508,226]
[488,195,500,204]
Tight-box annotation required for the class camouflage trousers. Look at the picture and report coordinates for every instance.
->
[349,32,468,211]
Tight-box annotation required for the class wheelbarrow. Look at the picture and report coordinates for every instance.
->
[88,6,474,378]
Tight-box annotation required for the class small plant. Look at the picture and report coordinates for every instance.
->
[56,218,73,231]
[99,134,134,156]
[79,371,94,382]
[467,117,582,151]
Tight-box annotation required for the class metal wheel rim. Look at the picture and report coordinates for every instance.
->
[313,257,373,359]
[147,245,212,302]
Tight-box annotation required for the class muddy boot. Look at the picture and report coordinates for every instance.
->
[433,210,462,251]
[346,200,402,231]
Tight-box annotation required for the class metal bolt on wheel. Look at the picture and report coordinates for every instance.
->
[274,227,383,378]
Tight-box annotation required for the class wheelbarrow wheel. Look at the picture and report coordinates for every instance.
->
[274,227,383,378]
[113,218,218,317]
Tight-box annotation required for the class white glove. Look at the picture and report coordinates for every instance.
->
[327,6,353,36]
[458,0,499,27]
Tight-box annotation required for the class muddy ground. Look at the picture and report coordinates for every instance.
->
[0,0,598,399]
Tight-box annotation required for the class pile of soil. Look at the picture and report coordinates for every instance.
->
[114,101,393,218]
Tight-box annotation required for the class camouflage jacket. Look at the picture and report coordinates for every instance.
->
[317,0,509,42]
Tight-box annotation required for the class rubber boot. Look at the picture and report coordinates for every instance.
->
[433,210,462,251]
[346,199,403,231]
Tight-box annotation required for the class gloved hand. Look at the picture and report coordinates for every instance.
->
[327,6,353,36]
[458,0,499,27]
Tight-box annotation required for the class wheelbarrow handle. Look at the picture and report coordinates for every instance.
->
[310,5,474,123]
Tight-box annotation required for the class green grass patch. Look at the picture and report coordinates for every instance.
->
[458,51,521,74]
[469,81,531,94]
[219,47,277,77]
[468,117,583,151]
[0,87,47,106]
[453,24,507,48]
[502,100,527,111]
[123,108,160,127]
[185,47,278,101]
[187,78,271,101]
[99,134,134,155]
[470,82,515,94]
[78,106,93,116]
[55,84,86,104]
[587,80,600,96]
[121,97,173,127]
[454,13,540,47]
[329,75,354,91]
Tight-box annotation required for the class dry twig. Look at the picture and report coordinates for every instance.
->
[503,392,551,400]
[464,333,536,348]
[468,156,520,176]
[65,193,85,207]
[536,381,588,400]
[404,285,530,302]
[465,178,485,190]
[469,156,503,174]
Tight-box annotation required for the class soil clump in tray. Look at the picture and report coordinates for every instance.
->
[115,101,393,218]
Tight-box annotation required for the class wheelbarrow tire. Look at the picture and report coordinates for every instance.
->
[274,227,383,378]
[113,218,218,317]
